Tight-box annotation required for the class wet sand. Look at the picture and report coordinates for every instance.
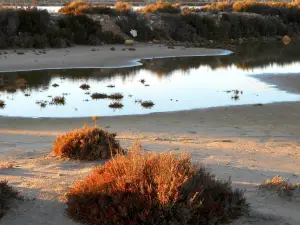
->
[0,44,230,72]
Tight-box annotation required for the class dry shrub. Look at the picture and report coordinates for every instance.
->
[0,181,20,219]
[52,125,122,160]
[114,2,132,13]
[139,1,181,14]
[58,0,89,15]
[259,176,300,197]
[59,1,117,16]
[66,141,247,224]
[0,163,14,169]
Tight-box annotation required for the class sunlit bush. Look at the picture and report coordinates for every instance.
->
[52,125,122,160]
[138,1,181,14]
[66,141,247,224]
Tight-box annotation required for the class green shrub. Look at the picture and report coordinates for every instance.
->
[66,142,247,224]
[52,125,123,160]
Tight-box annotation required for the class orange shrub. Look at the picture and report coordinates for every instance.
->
[114,1,132,13]
[66,141,247,224]
[138,1,181,14]
[52,126,122,160]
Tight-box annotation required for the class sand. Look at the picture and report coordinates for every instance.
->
[0,45,300,225]
[0,44,231,72]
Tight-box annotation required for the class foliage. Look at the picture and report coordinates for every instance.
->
[138,1,181,14]
[0,181,20,219]
[52,125,122,160]
[59,1,118,16]
[259,176,300,197]
[204,1,300,25]
[114,2,132,13]
[66,142,247,224]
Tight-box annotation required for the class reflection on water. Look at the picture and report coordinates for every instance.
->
[1,42,300,118]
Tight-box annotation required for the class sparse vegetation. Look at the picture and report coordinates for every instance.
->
[109,102,124,109]
[108,92,123,100]
[52,125,123,160]
[51,96,65,105]
[80,84,90,90]
[259,176,300,197]
[66,141,247,224]
[0,181,20,219]
[141,100,155,108]
[91,92,108,99]
[52,83,59,87]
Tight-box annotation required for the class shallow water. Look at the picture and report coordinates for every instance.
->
[1,43,300,118]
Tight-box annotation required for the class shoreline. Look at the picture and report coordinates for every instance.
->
[0,44,231,73]
[1,44,300,224]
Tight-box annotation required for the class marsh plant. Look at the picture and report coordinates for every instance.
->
[0,100,5,109]
[52,125,123,160]
[80,84,90,90]
[109,102,124,109]
[66,141,247,225]
[51,96,66,105]
[259,176,300,197]
[141,100,155,108]
[108,92,124,100]
[91,93,108,100]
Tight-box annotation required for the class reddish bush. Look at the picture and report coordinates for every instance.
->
[66,142,247,224]
[52,126,122,160]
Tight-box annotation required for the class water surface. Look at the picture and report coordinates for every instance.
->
[1,42,300,118]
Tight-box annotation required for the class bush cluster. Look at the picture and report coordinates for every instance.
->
[138,1,181,14]
[205,1,300,25]
[59,1,132,16]
[52,125,122,160]
[0,7,124,49]
[66,141,247,225]
[116,11,287,42]
[0,181,20,219]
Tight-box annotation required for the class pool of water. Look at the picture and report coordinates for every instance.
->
[1,43,300,118]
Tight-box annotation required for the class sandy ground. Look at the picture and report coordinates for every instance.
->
[1,45,300,225]
[0,44,230,72]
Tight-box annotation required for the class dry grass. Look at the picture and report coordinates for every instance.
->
[108,92,123,100]
[114,1,132,13]
[52,125,123,160]
[0,181,20,219]
[109,102,124,109]
[138,1,181,14]
[91,92,108,99]
[259,176,300,197]
[0,100,5,109]
[66,141,247,224]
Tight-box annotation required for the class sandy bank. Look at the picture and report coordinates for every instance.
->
[0,44,230,72]
[254,73,300,94]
